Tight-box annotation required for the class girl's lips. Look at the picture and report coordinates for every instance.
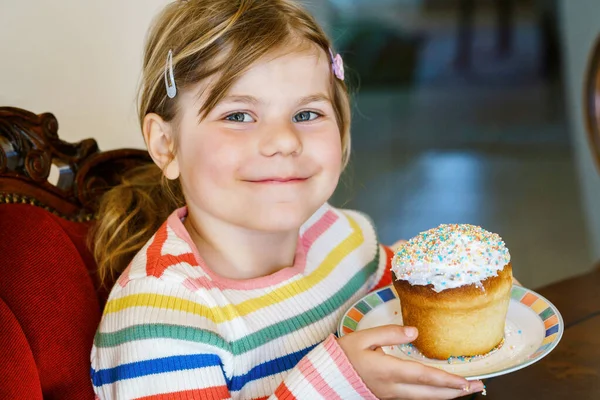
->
[250,177,308,183]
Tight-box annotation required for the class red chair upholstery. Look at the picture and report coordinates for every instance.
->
[0,296,43,399]
[0,107,150,398]
[0,204,99,399]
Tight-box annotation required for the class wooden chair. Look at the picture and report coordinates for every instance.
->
[585,35,600,171]
[0,106,151,399]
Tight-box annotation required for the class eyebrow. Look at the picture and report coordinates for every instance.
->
[220,95,261,105]
[219,93,332,107]
[296,93,332,107]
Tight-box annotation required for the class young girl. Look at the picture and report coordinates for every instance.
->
[91,0,485,398]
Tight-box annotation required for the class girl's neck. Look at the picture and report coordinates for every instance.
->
[183,207,300,280]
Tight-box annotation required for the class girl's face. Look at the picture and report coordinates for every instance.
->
[173,47,343,232]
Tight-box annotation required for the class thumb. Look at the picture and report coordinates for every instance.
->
[354,324,418,349]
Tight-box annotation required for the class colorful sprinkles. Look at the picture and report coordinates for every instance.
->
[394,224,508,266]
[446,339,505,364]
[391,224,511,292]
[397,338,505,365]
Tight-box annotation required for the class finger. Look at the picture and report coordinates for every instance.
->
[387,359,472,390]
[386,382,484,400]
[351,324,418,349]
[465,380,485,393]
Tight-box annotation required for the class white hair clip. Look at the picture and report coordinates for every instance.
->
[165,49,177,99]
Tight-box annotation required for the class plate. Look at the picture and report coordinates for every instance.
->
[337,285,563,380]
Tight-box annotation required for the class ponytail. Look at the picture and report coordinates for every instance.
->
[91,163,183,287]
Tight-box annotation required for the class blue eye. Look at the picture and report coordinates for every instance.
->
[225,112,255,122]
[293,111,320,123]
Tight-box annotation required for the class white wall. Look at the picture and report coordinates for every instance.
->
[559,0,600,262]
[0,0,171,151]
[0,1,337,151]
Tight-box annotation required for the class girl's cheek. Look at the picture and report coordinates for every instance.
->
[318,133,343,163]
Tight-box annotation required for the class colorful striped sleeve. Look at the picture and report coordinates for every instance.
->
[91,277,377,399]
[369,245,394,292]
[272,334,377,400]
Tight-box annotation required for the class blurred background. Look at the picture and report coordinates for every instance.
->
[308,0,594,289]
[1,0,599,289]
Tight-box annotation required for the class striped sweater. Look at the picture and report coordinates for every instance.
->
[91,203,393,399]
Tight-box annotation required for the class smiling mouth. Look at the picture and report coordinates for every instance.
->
[247,177,309,184]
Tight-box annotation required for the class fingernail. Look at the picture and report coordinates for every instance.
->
[463,381,483,393]
[405,327,417,337]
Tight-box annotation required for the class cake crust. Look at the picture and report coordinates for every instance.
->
[393,264,513,360]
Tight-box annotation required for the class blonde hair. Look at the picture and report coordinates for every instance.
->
[93,0,352,286]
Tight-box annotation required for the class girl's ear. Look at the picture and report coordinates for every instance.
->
[142,113,180,180]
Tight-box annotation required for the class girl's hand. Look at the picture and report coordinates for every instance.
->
[337,325,485,399]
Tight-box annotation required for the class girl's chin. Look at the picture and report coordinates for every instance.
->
[241,207,316,232]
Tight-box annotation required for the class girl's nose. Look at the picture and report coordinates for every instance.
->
[259,122,303,157]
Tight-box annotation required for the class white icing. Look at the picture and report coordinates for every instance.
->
[391,224,510,292]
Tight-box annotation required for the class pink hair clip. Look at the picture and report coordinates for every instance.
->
[329,48,344,81]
